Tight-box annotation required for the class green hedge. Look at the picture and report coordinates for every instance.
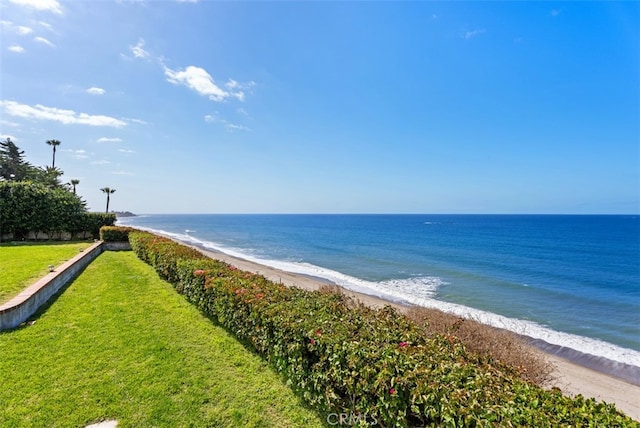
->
[0,181,115,240]
[99,225,137,242]
[128,231,636,427]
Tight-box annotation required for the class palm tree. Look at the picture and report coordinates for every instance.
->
[45,139,61,168]
[100,187,116,213]
[70,179,80,194]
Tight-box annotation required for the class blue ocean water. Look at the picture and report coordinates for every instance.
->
[118,214,640,370]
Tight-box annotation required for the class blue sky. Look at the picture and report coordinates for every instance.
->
[1,0,638,214]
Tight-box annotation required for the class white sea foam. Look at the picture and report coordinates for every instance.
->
[131,226,640,369]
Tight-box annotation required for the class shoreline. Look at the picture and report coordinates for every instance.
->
[185,242,640,420]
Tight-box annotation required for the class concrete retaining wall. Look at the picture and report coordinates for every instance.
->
[104,241,131,251]
[0,241,107,330]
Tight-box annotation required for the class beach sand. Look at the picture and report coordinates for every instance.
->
[188,244,640,420]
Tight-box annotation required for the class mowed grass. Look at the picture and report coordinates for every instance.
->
[0,241,92,304]
[0,251,323,428]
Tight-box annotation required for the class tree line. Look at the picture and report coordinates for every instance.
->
[0,137,116,212]
[0,137,118,241]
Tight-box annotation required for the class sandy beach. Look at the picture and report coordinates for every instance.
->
[189,245,640,421]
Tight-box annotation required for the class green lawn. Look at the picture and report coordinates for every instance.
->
[0,251,323,428]
[0,241,93,305]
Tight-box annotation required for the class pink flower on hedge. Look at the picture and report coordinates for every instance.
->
[310,338,316,345]
[389,388,396,395]
[193,269,206,276]
[256,293,264,299]
[398,341,408,347]
[315,329,322,336]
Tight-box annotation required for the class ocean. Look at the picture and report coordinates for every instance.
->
[117,214,640,380]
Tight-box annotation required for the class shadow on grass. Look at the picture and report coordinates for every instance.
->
[0,260,93,335]
[0,239,95,248]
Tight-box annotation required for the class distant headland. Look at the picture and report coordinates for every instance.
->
[114,211,137,218]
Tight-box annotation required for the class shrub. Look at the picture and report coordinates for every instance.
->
[406,306,553,386]
[129,230,637,427]
[0,181,115,240]
[78,213,116,239]
[99,225,136,242]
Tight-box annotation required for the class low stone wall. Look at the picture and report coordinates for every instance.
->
[0,241,105,330]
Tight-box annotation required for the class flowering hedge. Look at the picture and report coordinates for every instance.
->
[127,230,635,427]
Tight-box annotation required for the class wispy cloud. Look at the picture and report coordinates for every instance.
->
[0,100,127,127]
[176,0,199,3]
[34,36,55,47]
[65,149,89,159]
[36,21,53,31]
[8,45,25,53]
[1,21,33,35]
[112,170,135,176]
[118,149,135,154]
[464,29,486,40]
[0,119,21,128]
[91,160,110,165]
[96,137,123,143]
[9,0,63,15]
[123,117,148,125]
[550,9,561,17]
[204,114,251,132]
[129,38,150,59]
[86,87,106,95]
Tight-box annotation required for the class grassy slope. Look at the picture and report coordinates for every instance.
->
[0,241,92,304]
[0,251,323,428]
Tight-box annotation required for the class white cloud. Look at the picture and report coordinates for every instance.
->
[91,160,110,165]
[17,25,33,35]
[177,0,199,2]
[0,100,127,127]
[464,29,486,39]
[97,137,123,143]
[36,21,53,31]
[118,149,135,153]
[67,149,88,159]
[112,170,135,176]
[34,36,55,47]
[165,65,252,102]
[86,87,106,95]
[8,45,25,53]
[1,21,34,35]
[165,66,230,101]
[226,123,251,132]
[550,9,561,17]
[130,38,150,59]
[9,0,63,14]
